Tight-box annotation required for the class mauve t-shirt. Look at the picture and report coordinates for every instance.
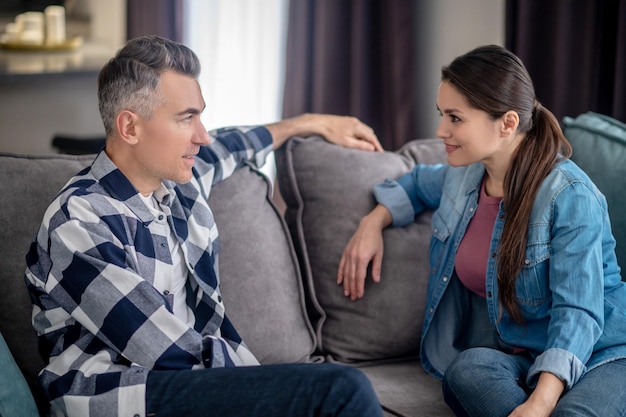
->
[455,177,502,297]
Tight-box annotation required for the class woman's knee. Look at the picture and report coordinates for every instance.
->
[443,347,531,401]
[444,347,495,388]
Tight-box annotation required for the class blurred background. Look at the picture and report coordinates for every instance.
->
[0,0,623,154]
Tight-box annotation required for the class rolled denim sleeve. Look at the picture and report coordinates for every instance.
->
[373,164,447,227]
[527,348,585,390]
[373,177,418,227]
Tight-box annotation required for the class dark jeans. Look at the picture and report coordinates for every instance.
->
[146,362,383,417]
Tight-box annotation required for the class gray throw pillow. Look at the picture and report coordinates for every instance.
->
[210,163,317,363]
[0,152,94,413]
[276,137,446,362]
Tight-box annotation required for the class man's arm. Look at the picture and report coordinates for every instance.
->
[265,113,383,152]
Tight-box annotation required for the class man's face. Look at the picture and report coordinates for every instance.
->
[131,70,210,193]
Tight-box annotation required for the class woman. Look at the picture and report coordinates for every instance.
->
[337,45,626,417]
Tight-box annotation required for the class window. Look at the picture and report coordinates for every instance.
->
[183,0,289,131]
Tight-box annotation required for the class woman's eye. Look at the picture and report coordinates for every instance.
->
[450,115,460,122]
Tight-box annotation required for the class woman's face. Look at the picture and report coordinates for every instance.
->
[435,81,505,168]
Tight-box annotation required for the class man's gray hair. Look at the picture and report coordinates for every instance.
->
[97,35,201,136]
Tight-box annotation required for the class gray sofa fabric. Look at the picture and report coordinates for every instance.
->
[0,153,95,414]
[210,165,317,364]
[276,137,451,416]
[0,138,453,417]
[276,137,446,362]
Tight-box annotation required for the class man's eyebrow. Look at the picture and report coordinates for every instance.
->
[176,105,205,116]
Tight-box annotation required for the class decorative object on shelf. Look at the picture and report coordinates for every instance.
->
[0,5,81,51]
[45,5,66,46]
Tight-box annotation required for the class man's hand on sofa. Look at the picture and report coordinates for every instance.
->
[337,204,392,300]
[266,113,383,152]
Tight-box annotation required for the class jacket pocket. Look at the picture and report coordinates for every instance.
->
[430,211,452,271]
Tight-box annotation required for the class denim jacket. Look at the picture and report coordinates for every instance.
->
[374,159,626,390]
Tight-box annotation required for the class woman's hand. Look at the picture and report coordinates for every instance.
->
[337,205,392,300]
[508,372,564,417]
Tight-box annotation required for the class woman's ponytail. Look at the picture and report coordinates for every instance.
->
[498,101,571,322]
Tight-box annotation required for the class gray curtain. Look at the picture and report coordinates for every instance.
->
[282,0,417,150]
[126,0,183,42]
[506,0,626,123]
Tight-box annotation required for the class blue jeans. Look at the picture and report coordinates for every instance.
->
[442,347,626,417]
[146,362,383,417]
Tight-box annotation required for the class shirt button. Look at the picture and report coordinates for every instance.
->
[491,252,497,258]
[469,207,474,212]
[524,259,530,265]
[163,290,170,295]
[442,276,448,282]
[487,291,493,298]
[434,228,438,233]
[158,215,164,221]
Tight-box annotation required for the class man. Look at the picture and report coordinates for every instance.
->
[25,35,384,417]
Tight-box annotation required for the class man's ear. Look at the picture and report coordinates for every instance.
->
[116,110,140,145]
[500,110,520,137]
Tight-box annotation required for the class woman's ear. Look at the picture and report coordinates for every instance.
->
[116,110,140,145]
[500,110,520,137]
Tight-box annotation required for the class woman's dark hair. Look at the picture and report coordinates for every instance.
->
[441,45,572,323]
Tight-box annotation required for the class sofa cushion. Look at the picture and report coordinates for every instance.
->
[209,163,316,364]
[276,137,446,362]
[0,332,39,417]
[563,112,626,272]
[0,152,94,413]
[356,359,453,417]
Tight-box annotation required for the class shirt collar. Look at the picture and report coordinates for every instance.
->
[90,150,174,223]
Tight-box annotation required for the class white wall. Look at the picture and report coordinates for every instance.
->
[413,0,506,138]
[0,0,125,154]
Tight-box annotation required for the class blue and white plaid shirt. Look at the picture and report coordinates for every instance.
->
[25,126,273,417]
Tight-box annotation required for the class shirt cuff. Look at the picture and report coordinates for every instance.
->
[373,179,417,227]
[526,347,586,390]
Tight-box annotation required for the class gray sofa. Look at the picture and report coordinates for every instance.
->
[1,110,624,416]
[0,137,451,417]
